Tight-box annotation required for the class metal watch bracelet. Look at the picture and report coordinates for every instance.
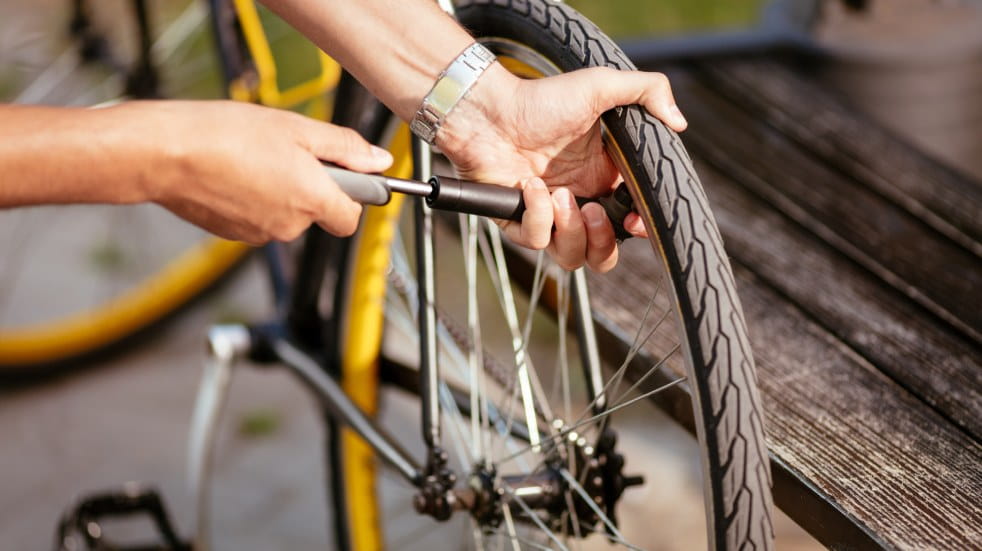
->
[410,42,496,144]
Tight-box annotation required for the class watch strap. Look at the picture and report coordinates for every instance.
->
[410,42,496,144]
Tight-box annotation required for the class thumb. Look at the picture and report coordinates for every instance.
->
[296,118,394,173]
[587,67,687,132]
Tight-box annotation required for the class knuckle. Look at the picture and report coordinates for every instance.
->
[335,217,359,237]
[651,71,671,90]
[273,220,308,242]
[337,127,365,151]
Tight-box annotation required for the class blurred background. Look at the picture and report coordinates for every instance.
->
[1,0,978,549]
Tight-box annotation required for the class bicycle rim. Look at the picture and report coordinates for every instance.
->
[333,1,773,548]
[0,2,251,373]
[0,236,249,369]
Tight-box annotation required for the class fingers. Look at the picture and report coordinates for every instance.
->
[589,67,687,132]
[501,178,552,249]
[505,184,624,272]
[293,115,394,173]
[624,212,648,239]
[282,114,386,236]
[582,203,618,273]
[519,178,553,248]
[548,188,587,271]
[313,172,364,236]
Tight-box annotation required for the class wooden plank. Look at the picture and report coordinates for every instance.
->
[696,157,981,438]
[662,63,982,343]
[587,222,982,549]
[696,58,982,254]
[735,265,982,550]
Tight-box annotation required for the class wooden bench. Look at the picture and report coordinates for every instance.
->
[599,53,981,548]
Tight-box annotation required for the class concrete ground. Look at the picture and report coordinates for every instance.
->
[0,255,822,550]
[1,2,822,549]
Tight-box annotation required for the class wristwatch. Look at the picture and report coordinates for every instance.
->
[410,42,497,144]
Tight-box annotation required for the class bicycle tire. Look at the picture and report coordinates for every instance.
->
[0,238,249,372]
[0,0,334,374]
[329,1,773,549]
[0,3,253,375]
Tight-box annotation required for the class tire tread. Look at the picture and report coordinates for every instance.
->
[456,1,774,548]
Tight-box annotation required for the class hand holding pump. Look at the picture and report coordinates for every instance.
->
[323,163,636,240]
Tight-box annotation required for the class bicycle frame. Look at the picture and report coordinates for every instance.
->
[239,111,612,497]
[192,83,612,543]
[191,2,615,542]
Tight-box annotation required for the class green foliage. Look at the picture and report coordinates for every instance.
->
[88,240,127,273]
[565,0,765,36]
[238,408,281,438]
[257,5,324,92]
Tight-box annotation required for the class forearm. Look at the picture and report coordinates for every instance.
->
[0,104,164,208]
[260,0,515,123]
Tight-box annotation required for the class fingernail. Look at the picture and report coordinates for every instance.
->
[670,104,687,127]
[584,205,604,228]
[626,215,647,235]
[370,146,393,162]
[530,177,546,190]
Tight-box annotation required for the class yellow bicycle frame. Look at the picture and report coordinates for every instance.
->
[228,5,404,548]
[229,0,341,117]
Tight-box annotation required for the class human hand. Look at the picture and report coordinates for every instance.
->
[436,65,687,272]
[125,101,392,244]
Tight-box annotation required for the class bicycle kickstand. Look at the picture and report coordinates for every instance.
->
[188,324,252,551]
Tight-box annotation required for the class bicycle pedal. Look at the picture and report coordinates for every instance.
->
[55,483,190,551]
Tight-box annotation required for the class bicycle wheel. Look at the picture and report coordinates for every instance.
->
[0,1,251,374]
[330,1,773,548]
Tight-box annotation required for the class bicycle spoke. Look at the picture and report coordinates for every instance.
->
[556,274,573,425]
[501,486,568,551]
[574,520,646,551]
[519,250,550,355]
[441,382,478,468]
[562,491,584,542]
[554,287,671,439]
[462,213,490,463]
[389,514,450,550]
[604,292,672,407]
[557,469,640,550]
[501,503,522,551]
[151,0,207,66]
[471,521,485,551]
[484,521,564,551]
[607,344,680,411]
[496,376,688,468]
[14,47,80,104]
[480,222,555,454]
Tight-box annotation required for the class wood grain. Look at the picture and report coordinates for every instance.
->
[588,231,982,549]
[699,157,982,439]
[663,62,982,342]
[700,59,982,253]
[607,53,982,548]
